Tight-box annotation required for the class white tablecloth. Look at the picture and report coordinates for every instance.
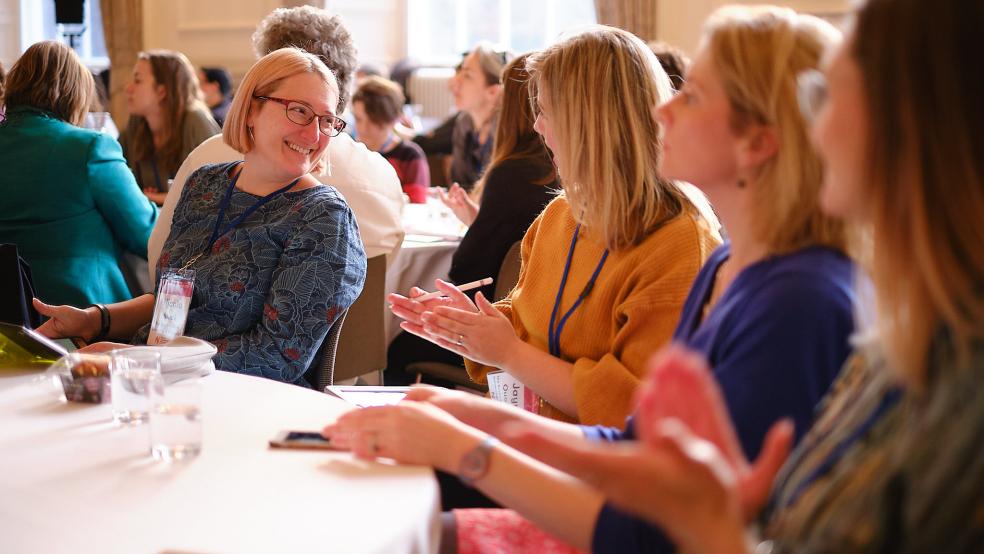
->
[0,370,440,554]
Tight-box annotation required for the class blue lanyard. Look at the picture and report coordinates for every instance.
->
[205,161,300,254]
[547,224,609,357]
[773,385,903,512]
[149,156,167,192]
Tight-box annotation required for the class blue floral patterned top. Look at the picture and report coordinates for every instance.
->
[133,162,366,387]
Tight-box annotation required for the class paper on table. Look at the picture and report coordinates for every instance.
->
[403,233,449,243]
[326,386,410,408]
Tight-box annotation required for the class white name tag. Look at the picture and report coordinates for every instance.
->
[487,370,540,414]
[147,270,195,345]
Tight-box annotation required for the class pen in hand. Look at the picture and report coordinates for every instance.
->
[412,278,494,302]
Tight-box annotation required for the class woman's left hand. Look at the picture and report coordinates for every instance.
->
[419,289,522,367]
[322,401,484,473]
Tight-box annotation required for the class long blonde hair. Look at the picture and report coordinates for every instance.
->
[853,0,984,385]
[703,6,848,255]
[527,26,690,251]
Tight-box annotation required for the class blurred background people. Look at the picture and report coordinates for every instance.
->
[147,5,405,281]
[352,76,430,203]
[0,41,157,307]
[118,50,220,205]
[198,66,233,127]
[648,41,691,93]
[448,44,513,192]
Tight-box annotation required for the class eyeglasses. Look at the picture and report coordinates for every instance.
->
[254,95,347,137]
[796,69,828,124]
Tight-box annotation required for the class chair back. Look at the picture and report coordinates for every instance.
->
[494,241,522,301]
[303,308,348,391]
[332,254,388,385]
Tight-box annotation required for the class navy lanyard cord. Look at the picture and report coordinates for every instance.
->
[547,224,610,358]
[150,157,164,192]
[206,161,300,254]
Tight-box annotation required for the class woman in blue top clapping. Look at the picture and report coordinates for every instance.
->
[0,41,158,307]
[35,48,366,387]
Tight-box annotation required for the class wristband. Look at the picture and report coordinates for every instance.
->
[87,303,111,342]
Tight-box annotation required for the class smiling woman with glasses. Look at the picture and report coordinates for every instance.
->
[35,48,367,389]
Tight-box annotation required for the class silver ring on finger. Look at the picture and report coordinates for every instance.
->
[456,334,464,347]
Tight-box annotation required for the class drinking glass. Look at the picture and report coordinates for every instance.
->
[109,350,161,425]
[149,378,203,461]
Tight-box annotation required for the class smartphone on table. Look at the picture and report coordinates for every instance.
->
[269,430,342,450]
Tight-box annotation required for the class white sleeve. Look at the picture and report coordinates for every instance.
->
[318,135,406,262]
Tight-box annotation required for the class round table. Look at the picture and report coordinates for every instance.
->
[0,369,440,553]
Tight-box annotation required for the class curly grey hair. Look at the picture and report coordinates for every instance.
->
[252,6,358,111]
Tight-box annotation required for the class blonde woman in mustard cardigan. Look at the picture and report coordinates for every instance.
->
[389,27,721,429]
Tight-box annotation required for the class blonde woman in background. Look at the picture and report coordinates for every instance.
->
[119,50,219,204]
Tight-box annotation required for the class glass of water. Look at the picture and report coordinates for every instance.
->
[109,350,161,425]
[149,378,203,461]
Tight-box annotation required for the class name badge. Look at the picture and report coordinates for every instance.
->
[147,269,195,345]
[487,370,540,414]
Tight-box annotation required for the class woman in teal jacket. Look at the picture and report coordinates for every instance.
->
[0,41,158,307]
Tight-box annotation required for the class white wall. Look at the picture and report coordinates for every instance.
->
[142,0,282,82]
[139,0,407,84]
[658,0,850,55]
[326,0,405,71]
[0,0,19,69]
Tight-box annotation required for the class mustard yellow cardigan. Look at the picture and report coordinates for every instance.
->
[466,196,720,427]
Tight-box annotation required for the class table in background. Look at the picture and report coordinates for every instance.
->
[0,370,440,554]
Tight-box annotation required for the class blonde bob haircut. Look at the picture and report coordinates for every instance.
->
[527,25,690,251]
[4,40,94,126]
[702,6,847,255]
[223,47,339,155]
